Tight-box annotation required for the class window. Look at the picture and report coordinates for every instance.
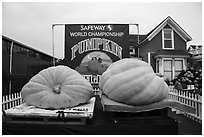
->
[13,44,21,53]
[2,39,11,52]
[129,47,135,55]
[20,47,28,55]
[156,59,159,73]
[36,53,40,59]
[28,50,36,58]
[162,29,174,49]
[174,60,183,77]
[162,58,185,80]
[163,59,173,80]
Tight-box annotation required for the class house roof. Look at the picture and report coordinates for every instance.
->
[187,45,202,52]
[2,35,56,58]
[154,50,191,57]
[139,16,192,46]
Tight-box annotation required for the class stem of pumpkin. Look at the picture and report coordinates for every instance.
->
[53,85,61,94]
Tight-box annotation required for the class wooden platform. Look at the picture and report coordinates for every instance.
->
[4,97,96,125]
[101,95,196,114]
[101,95,188,127]
[100,95,196,124]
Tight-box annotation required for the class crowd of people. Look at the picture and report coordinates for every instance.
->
[165,67,202,95]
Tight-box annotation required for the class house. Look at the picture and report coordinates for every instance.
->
[130,16,192,80]
[187,45,202,70]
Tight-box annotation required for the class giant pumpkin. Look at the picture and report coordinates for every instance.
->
[99,58,169,105]
[21,65,93,109]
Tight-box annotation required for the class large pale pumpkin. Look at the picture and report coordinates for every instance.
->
[99,58,169,105]
[21,65,93,109]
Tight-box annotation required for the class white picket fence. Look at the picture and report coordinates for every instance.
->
[1,89,101,111]
[168,86,202,123]
[2,87,202,123]
[2,92,24,111]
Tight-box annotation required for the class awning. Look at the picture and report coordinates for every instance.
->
[154,50,191,58]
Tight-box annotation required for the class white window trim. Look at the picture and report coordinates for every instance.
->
[162,29,174,50]
[129,47,135,55]
[147,52,155,65]
[148,52,151,65]
[162,57,185,80]
[174,58,186,71]
[156,58,160,73]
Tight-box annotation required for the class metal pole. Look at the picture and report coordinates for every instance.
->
[136,24,140,59]
[9,41,13,94]
[52,24,66,66]
[52,24,55,66]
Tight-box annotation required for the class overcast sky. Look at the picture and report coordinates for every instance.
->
[2,2,202,59]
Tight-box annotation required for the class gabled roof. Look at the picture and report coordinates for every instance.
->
[139,16,192,45]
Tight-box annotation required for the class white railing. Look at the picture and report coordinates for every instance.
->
[2,92,24,111]
[168,86,202,123]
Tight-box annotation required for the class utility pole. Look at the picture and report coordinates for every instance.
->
[137,24,140,59]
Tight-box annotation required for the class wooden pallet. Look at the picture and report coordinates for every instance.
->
[101,95,196,124]
[4,114,88,125]
[4,97,96,125]
[101,95,195,114]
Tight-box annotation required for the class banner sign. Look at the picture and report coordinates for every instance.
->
[64,24,129,69]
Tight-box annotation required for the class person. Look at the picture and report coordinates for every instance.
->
[165,78,170,86]
[174,80,183,90]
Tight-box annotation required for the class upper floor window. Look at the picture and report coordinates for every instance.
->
[129,46,135,55]
[2,39,11,52]
[162,29,174,49]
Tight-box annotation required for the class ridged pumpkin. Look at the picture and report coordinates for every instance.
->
[21,65,93,109]
[99,58,169,105]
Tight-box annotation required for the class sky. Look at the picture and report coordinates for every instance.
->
[2,2,202,59]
